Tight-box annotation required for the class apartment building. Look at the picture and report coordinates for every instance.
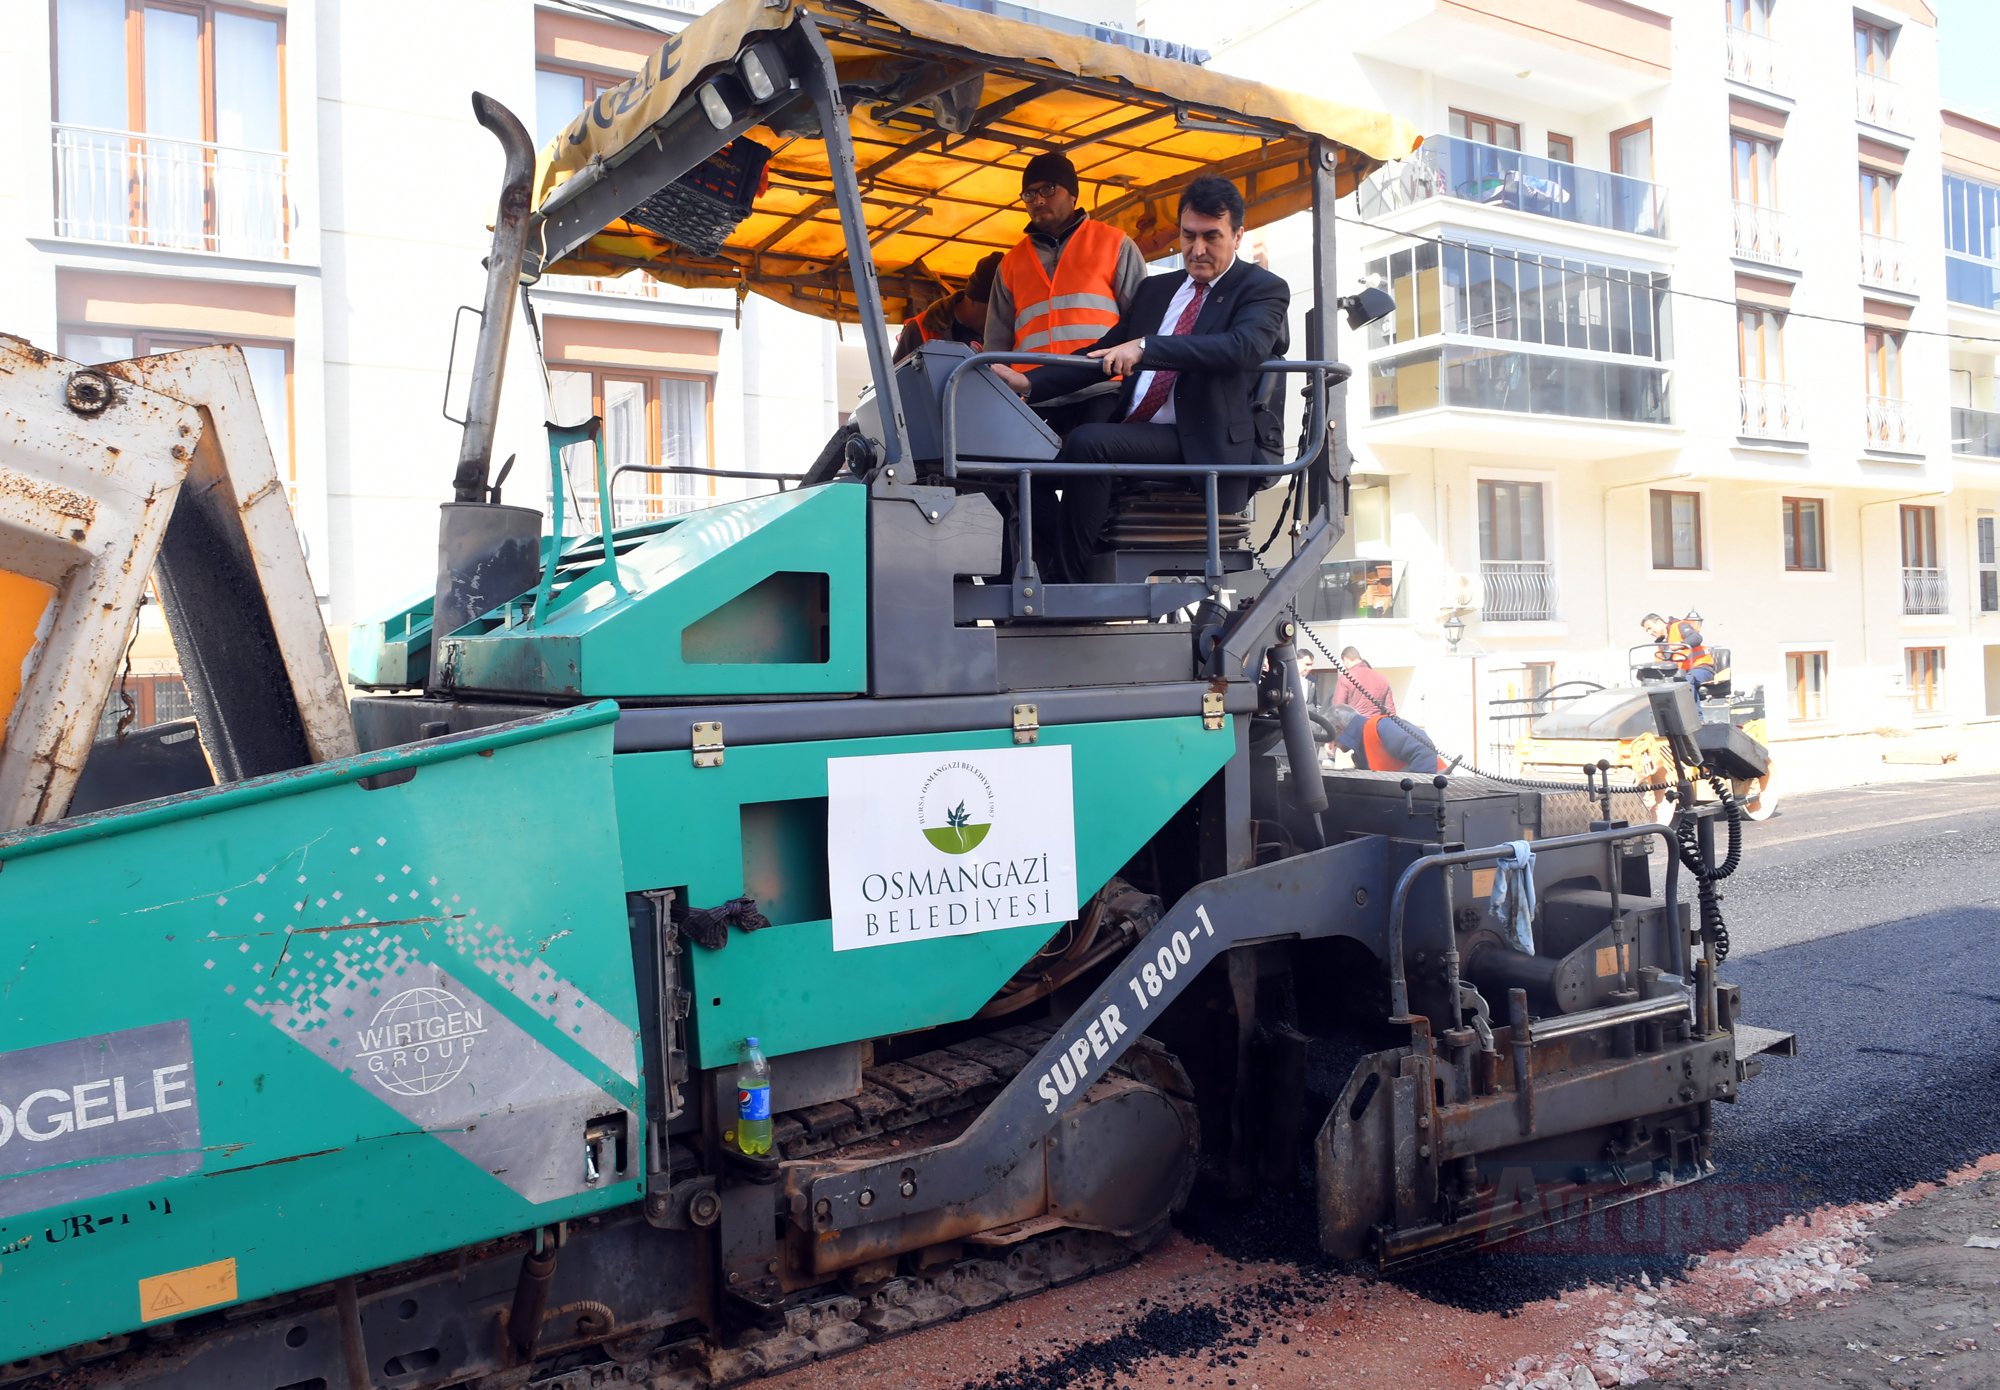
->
[0,0,841,725]
[1137,0,1992,760]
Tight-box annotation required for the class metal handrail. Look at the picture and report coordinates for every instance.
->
[1385,823,1681,1020]
[937,352,1347,587]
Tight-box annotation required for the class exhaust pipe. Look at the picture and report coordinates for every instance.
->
[432,94,542,677]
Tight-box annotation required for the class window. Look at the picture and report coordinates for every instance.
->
[1855,19,1892,76]
[1979,516,1997,613]
[1650,490,1703,570]
[535,66,628,149]
[547,367,713,528]
[1944,175,2000,309]
[1781,497,1825,572]
[1864,326,1903,398]
[1732,133,1779,208]
[1547,133,1574,164]
[1901,504,1938,569]
[1786,651,1828,722]
[1479,481,1546,562]
[1738,305,1785,381]
[1611,121,1654,181]
[1364,242,1669,357]
[1728,0,1774,35]
[59,326,292,487]
[51,0,287,258]
[1906,647,1944,714]
[95,674,193,739]
[1450,109,1521,150]
[1859,169,1898,238]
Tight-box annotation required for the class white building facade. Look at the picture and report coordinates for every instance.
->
[1144,0,1993,763]
[0,0,841,715]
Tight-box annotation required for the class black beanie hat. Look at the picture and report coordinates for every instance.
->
[1021,151,1080,198]
[966,251,1003,301]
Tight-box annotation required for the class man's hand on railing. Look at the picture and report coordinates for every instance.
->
[1089,340,1145,377]
[990,362,1031,397]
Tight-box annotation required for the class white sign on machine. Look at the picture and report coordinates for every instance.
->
[826,745,1078,951]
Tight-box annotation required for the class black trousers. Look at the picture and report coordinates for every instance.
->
[1037,422,1184,584]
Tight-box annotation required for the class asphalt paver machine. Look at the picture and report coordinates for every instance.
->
[0,2,1791,1385]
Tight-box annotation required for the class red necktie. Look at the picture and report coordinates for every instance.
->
[1125,281,1207,423]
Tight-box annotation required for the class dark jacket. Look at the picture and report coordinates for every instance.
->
[1026,260,1290,510]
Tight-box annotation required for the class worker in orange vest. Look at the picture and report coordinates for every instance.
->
[1641,612,1715,698]
[894,252,1003,361]
[1328,705,1447,774]
[985,150,1147,433]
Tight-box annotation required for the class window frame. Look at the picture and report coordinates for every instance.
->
[1858,168,1898,238]
[533,61,628,148]
[1731,131,1779,208]
[1978,514,1998,614]
[1900,503,1939,569]
[1476,478,1548,563]
[1906,646,1944,714]
[1737,303,1785,381]
[1649,488,1705,571]
[545,363,718,525]
[1780,495,1826,573]
[1448,107,1522,151]
[1728,0,1774,37]
[1546,133,1575,164]
[1854,18,1893,77]
[1785,650,1828,723]
[1864,325,1904,399]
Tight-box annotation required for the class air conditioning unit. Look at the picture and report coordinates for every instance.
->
[1439,569,1480,615]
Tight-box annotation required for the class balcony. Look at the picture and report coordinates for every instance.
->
[1732,201,1794,268]
[1953,406,2000,458]
[1299,559,1407,624]
[1480,560,1559,622]
[1855,71,1905,133]
[1947,253,2000,313]
[1865,395,1921,452]
[52,123,291,261]
[1860,233,1915,294]
[1724,25,1786,95]
[1739,378,1806,443]
[1372,345,1670,427]
[1356,134,1668,239]
[1902,566,1948,616]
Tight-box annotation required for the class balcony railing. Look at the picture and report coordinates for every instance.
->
[1860,232,1915,293]
[1952,405,2000,458]
[1739,378,1806,441]
[540,271,672,298]
[1356,133,1668,238]
[1855,71,1904,132]
[1480,560,1559,622]
[1865,395,1920,451]
[1946,253,2000,312]
[1371,345,1671,425]
[52,123,291,260]
[1732,201,1794,267]
[1902,566,1948,615]
[1724,25,1785,93]
[1300,559,1407,623]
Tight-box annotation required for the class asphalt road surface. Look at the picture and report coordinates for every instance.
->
[767,771,2000,1389]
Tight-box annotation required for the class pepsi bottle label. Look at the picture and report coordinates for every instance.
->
[739,1086,771,1121]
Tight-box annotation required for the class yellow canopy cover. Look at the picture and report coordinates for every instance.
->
[533,0,1420,323]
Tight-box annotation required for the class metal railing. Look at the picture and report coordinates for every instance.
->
[52,122,291,260]
[1371,345,1671,425]
[1952,405,2000,458]
[940,353,1343,611]
[1865,395,1920,451]
[1480,559,1558,622]
[1860,232,1914,293]
[1902,566,1948,615]
[1732,200,1793,267]
[1738,378,1805,441]
[1856,71,1904,131]
[1724,24,1785,93]
[1356,132,1668,238]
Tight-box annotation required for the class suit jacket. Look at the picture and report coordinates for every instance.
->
[1027,259,1291,508]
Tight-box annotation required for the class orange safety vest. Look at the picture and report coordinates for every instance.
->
[1359,717,1444,774]
[1660,620,1714,674]
[999,218,1125,365]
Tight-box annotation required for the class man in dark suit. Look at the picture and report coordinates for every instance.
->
[992,174,1288,583]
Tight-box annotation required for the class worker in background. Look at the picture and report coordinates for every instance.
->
[1327,704,1446,774]
[1331,646,1397,716]
[991,175,1288,583]
[1641,612,1715,699]
[894,252,1003,361]
[1297,650,1324,711]
[985,150,1147,434]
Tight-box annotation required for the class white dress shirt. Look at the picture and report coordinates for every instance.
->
[1125,259,1237,426]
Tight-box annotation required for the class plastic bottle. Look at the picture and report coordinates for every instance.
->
[737,1037,772,1156]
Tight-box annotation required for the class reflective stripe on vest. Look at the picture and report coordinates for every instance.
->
[1000,218,1125,368]
[1665,621,1714,673]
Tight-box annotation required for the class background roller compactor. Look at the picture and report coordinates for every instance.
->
[0,3,1791,1386]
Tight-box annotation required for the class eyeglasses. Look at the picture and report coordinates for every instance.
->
[1021,183,1065,205]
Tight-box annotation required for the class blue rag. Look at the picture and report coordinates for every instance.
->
[1491,840,1536,953]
